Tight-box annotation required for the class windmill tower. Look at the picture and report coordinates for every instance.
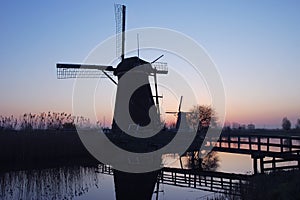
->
[56,4,168,134]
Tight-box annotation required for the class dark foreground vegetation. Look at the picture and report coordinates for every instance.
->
[0,129,97,172]
[240,170,300,200]
[211,170,300,200]
[0,112,99,171]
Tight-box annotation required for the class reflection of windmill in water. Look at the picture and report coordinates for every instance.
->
[56,4,168,137]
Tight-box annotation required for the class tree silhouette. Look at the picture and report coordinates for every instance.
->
[187,105,218,130]
[282,117,291,131]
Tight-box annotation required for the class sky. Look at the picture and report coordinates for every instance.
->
[0,0,300,128]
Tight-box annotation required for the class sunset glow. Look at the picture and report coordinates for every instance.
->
[1,1,299,129]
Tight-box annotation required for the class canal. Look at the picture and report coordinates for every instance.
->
[0,152,254,200]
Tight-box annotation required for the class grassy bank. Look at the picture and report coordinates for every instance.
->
[241,170,300,200]
[0,129,95,168]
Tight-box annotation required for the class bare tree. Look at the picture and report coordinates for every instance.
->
[282,117,291,131]
[187,105,218,130]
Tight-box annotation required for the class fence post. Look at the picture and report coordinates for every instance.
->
[280,138,284,153]
[257,136,261,152]
[253,157,258,174]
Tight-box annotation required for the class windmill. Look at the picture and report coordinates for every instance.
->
[166,96,190,130]
[56,4,168,133]
[57,5,169,199]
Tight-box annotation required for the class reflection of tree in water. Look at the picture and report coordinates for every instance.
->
[201,151,219,171]
[0,166,99,200]
[185,151,219,171]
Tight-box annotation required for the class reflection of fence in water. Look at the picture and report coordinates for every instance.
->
[96,164,249,196]
[160,167,249,196]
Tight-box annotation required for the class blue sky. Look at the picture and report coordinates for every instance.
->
[0,1,300,128]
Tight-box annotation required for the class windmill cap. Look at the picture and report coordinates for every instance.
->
[114,56,153,76]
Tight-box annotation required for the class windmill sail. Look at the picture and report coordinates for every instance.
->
[56,63,114,79]
[114,4,126,61]
[152,62,168,74]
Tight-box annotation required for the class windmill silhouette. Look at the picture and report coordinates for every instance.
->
[166,96,191,131]
[56,5,170,199]
[56,4,168,137]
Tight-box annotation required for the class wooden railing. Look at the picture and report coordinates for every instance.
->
[201,133,300,158]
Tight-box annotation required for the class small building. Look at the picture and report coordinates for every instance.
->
[232,122,240,130]
[247,123,255,130]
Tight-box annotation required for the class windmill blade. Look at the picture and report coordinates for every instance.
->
[102,70,117,85]
[137,33,140,58]
[152,62,168,74]
[151,54,168,74]
[151,55,164,64]
[154,68,159,105]
[166,111,192,114]
[56,63,115,79]
[178,96,183,112]
[114,4,126,61]
[57,63,114,70]
[165,112,177,115]
[152,66,163,117]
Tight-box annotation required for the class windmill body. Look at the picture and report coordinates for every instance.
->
[112,56,157,131]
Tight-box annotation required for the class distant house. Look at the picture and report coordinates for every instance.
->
[232,122,240,130]
[240,124,246,130]
[247,123,255,130]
